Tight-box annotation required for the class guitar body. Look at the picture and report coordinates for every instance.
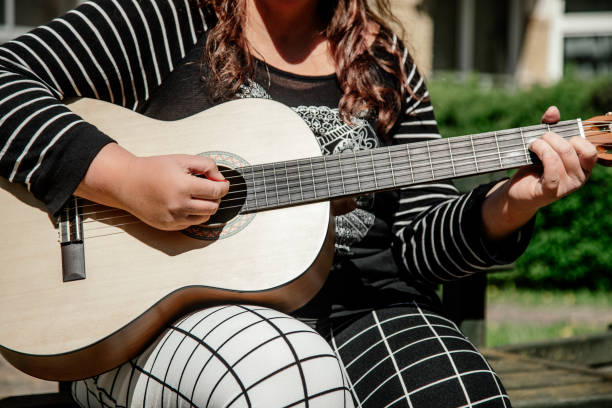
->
[0,98,333,380]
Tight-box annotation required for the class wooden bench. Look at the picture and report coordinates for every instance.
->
[485,331,612,407]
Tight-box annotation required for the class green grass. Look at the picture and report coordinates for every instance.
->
[486,322,604,348]
[485,286,612,348]
[487,285,612,308]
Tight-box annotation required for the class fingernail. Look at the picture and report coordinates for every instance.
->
[207,175,226,182]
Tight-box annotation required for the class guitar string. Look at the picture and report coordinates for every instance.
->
[71,121,605,213]
[74,125,586,220]
[221,130,583,209]
[78,122,610,223]
[78,128,596,236]
[68,120,612,214]
[229,122,608,189]
[80,129,609,238]
[71,121,576,214]
[235,122,581,182]
[74,126,597,229]
[73,121,608,217]
[233,121,578,179]
[76,126,584,221]
[215,121,585,187]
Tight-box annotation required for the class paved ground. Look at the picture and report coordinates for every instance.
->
[0,355,57,399]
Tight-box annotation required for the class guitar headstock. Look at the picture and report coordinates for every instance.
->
[584,113,612,166]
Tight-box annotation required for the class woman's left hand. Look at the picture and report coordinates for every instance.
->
[481,106,598,240]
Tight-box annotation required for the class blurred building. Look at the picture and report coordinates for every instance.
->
[1,0,610,86]
[403,0,612,85]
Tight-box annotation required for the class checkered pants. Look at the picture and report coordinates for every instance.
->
[72,303,510,407]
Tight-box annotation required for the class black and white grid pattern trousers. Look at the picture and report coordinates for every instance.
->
[72,304,510,408]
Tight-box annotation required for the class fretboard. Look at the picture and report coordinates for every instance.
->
[238,119,584,213]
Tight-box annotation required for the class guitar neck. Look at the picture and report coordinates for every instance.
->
[239,119,584,212]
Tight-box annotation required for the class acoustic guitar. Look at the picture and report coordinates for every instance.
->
[0,98,610,381]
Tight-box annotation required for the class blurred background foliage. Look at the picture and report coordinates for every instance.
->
[429,73,612,290]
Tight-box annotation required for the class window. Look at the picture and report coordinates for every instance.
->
[564,35,612,75]
[562,1,612,76]
[566,0,612,13]
[431,0,523,77]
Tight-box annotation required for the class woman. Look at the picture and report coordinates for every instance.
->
[0,0,596,407]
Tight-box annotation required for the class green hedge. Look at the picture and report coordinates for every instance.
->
[428,74,612,289]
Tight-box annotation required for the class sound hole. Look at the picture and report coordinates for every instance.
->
[183,158,254,242]
[204,166,246,225]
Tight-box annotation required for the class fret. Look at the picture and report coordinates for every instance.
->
[494,131,503,168]
[310,157,328,199]
[475,131,504,173]
[283,161,292,204]
[322,155,332,198]
[369,149,393,189]
[469,134,479,173]
[424,138,456,181]
[265,163,280,206]
[553,121,582,141]
[370,151,379,189]
[338,155,347,195]
[309,157,317,199]
[447,138,456,177]
[260,164,269,207]
[497,128,527,168]
[426,141,435,180]
[519,127,530,164]
[271,162,281,205]
[301,158,317,200]
[326,156,343,197]
[350,150,374,191]
[387,148,397,188]
[409,143,431,182]
[406,145,415,184]
[339,153,359,195]
[295,159,305,201]
[446,135,474,177]
[352,151,363,193]
[577,118,586,139]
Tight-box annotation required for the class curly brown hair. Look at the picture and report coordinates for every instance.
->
[199,0,419,137]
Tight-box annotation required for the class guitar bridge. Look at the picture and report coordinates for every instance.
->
[59,196,86,282]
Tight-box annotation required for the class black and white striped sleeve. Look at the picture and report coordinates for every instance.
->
[389,64,533,285]
[0,0,206,215]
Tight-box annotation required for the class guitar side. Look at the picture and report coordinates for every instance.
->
[0,98,333,380]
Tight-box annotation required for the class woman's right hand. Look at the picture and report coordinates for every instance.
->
[76,143,230,231]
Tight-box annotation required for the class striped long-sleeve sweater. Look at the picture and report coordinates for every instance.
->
[0,0,533,316]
